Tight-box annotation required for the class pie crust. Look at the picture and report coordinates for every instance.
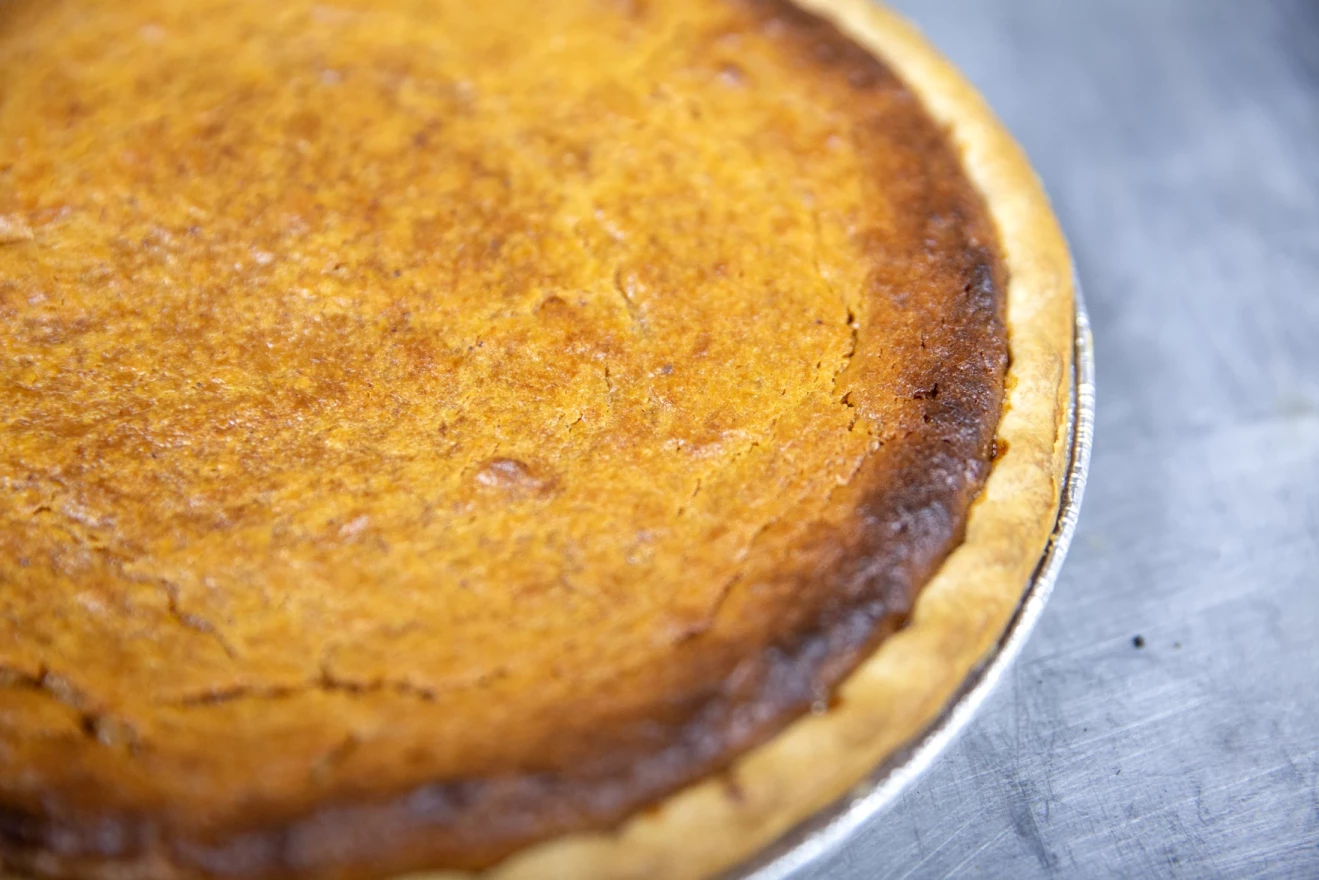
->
[0,0,1073,878]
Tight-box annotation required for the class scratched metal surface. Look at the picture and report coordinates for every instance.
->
[800,1,1319,878]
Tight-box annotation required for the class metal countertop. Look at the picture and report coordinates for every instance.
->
[803,1,1319,877]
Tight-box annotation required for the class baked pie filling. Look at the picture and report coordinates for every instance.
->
[0,0,1012,876]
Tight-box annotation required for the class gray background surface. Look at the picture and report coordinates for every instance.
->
[810,1,1319,878]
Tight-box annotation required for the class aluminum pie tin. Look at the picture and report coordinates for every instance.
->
[727,281,1096,880]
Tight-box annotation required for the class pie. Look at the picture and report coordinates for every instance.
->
[0,0,1073,877]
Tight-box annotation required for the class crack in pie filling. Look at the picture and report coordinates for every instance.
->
[0,0,1073,877]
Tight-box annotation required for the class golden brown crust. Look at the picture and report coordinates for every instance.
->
[0,0,1071,878]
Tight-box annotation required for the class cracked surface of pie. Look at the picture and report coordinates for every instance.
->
[0,0,1008,876]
